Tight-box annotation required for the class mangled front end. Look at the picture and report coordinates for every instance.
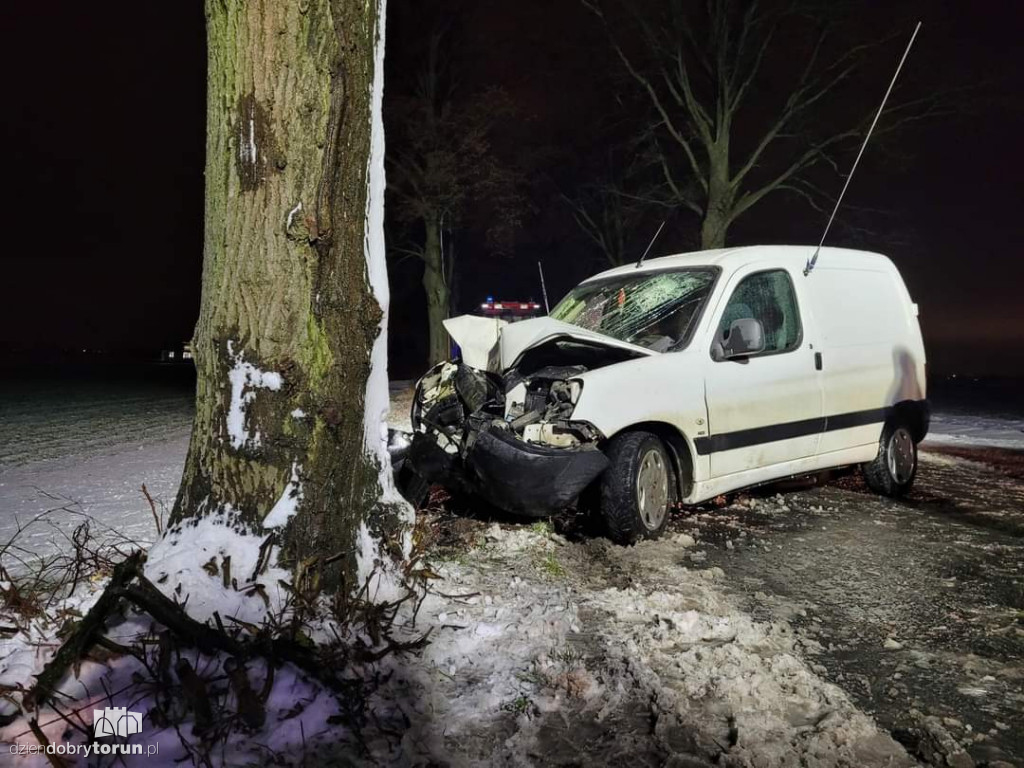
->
[395,358,607,516]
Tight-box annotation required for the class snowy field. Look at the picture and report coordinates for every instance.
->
[0,370,193,561]
[928,410,1024,450]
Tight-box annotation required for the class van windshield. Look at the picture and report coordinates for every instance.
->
[549,267,718,352]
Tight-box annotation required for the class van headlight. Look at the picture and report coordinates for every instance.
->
[568,379,583,406]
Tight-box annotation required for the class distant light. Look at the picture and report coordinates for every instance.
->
[486,295,494,303]
[480,303,490,309]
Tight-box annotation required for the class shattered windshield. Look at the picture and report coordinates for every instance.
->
[549,268,718,352]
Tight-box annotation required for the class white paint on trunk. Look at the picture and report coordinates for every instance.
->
[286,201,303,229]
[262,461,304,529]
[248,112,257,165]
[357,0,414,594]
[225,340,284,449]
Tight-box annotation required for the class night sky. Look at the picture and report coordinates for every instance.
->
[2,1,1021,378]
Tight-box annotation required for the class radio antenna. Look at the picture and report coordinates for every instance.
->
[804,21,921,277]
[635,220,666,269]
[537,261,550,313]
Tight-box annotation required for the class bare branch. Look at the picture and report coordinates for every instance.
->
[731,130,858,222]
[581,0,708,191]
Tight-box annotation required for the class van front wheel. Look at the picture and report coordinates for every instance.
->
[863,422,918,497]
[600,431,675,544]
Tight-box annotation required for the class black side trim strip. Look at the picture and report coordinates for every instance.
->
[694,406,894,456]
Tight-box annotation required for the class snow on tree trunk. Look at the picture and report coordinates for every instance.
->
[170,0,410,595]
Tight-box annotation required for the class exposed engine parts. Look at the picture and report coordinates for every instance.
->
[390,340,630,515]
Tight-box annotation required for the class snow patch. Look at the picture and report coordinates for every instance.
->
[286,201,302,229]
[262,461,303,529]
[354,520,406,604]
[144,508,292,626]
[225,340,283,449]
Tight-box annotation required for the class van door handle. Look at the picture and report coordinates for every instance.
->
[814,352,823,371]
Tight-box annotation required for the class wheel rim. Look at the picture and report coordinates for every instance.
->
[636,447,669,530]
[887,427,915,484]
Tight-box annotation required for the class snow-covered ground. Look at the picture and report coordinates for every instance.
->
[0,374,1021,765]
[0,377,191,562]
[927,410,1024,450]
[354,523,920,766]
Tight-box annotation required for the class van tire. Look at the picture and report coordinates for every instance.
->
[863,421,918,497]
[600,431,675,544]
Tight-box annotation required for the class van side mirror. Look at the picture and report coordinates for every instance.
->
[714,317,765,360]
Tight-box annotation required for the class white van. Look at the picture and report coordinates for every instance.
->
[395,245,928,544]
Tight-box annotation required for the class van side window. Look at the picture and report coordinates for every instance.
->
[718,270,801,355]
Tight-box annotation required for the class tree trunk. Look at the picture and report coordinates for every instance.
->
[700,137,733,250]
[422,214,450,365]
[172,0,408,592]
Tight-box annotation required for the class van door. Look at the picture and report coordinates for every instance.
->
[703,267,824,478]
[808,266,922,455]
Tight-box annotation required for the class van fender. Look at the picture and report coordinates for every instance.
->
[890,398,930,442]
[570,354,710,487]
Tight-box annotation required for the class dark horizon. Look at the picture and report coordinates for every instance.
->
[2,0,1021,378]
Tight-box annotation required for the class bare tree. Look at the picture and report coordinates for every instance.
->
[561,129,689,267]
[173,0,408,590]
[387,27,522,365]
[583,0,944,249]
[562,158,666,267]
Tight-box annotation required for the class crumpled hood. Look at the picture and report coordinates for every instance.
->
[443,314,656,373]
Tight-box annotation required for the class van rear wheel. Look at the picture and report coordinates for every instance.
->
[600,431,675,544]
[863,421,918,497]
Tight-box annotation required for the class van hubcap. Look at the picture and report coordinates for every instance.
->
[637,448,669,529]
[888,427,915,484]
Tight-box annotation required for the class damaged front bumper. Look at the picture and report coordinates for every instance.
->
[462,426,607,516]
[390,360,609,516]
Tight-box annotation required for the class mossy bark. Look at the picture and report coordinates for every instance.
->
[173,0,403,591]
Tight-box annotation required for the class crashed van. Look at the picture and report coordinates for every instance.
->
[391,245,929,544]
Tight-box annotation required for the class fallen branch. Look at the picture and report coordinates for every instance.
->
[23,550,430,714]
[23,552,144,711]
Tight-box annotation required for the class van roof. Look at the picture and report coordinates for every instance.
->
[586,245,895,283]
